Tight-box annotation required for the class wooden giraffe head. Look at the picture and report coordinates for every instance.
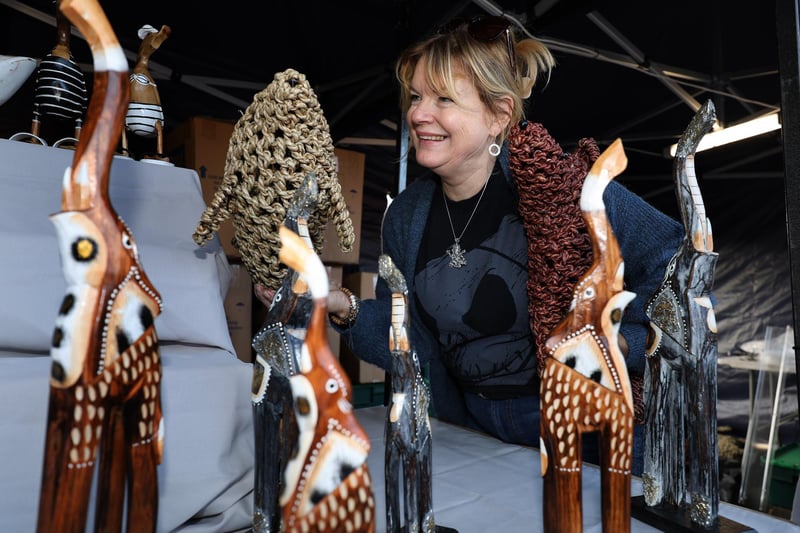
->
[37,1,164,531]
[277,226,375,532]
[544,138,635,414]
[50,0,162,390]
[379,252,430,424]
[251,171,318,381]
[646,99,717,357]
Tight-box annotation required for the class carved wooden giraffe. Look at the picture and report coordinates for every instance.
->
[642,99,719,527]
[122,23,171,158]
[379,253,436,533]
[36,1,164,531]
[540,138,635,533]
[277,226,375,532]
[249,172,318,533]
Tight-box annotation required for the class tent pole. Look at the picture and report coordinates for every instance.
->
[776,0,800,415]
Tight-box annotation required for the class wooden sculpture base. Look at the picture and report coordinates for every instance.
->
[631,496,757,533]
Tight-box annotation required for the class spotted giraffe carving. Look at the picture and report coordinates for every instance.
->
[642,99,719,527]
[249,172,318,533]
[540,138,635,533]
[277,226,375,532]
[36,0,164,531]
[379,253,436,533]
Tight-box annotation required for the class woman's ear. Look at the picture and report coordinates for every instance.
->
[491,95,514,136]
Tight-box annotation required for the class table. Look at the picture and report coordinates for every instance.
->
[720,327,798,512]
[356,405,799,532]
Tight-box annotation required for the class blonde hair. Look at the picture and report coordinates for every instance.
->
[395,20,555,144]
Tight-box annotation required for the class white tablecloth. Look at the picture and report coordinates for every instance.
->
[356,406,800,532]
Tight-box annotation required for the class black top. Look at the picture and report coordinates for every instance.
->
[414,165,539,397]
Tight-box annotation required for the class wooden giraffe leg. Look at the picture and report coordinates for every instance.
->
[404,456,418,529]
[541,449,582,533]
[540,360,583,533]
[598,413,632,532]
[95,407,126,532]
[37,390,95,533]
[125,441,160,531]
[686,349,719,526]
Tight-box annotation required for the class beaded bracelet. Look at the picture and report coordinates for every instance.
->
[329,286,360,327]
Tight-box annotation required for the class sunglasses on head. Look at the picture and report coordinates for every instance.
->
[439,15,517,77]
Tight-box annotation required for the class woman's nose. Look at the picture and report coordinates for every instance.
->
[408,104,431,126]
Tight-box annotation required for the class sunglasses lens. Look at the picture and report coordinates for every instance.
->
[468,16,511,41]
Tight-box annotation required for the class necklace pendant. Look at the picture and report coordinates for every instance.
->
[446,241,467,268]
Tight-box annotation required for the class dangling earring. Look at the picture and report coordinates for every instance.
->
[489,142,501,156]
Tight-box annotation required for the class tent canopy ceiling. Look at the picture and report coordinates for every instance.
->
[0,0,783,179]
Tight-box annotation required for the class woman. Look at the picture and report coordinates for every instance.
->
[257,15,683,474]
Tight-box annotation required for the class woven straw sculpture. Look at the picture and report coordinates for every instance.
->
[193,68,355,289]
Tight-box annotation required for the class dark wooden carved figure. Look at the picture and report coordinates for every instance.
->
[36,0,163,532]
[249,173,318,533]
[122,23,171,159]
[379,253,435,533]
[13,0,87,146]
[641,99,719,527]
[540,138,635,533]
[277,226,375,532]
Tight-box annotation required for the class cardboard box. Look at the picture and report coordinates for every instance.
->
[224,263,253,363]
[340,272,385,383]
[320,148,365,265]
[165,116,239,257]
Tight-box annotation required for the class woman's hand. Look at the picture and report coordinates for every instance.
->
[254,283,355,325]
[328,288,354,323]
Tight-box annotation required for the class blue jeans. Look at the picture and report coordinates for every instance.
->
[462,393,644,476]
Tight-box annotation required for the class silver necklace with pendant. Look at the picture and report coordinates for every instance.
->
[442,173,491,268]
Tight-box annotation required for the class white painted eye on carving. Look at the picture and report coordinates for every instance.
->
[645,324,663,357]
[121,231,140,260]
[325,378,339,394]
[583,287,595,299]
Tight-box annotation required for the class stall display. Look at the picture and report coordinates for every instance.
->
[277,226,376,532]
[36,0,163,531]
[122,23,171,161]
[250,172,318,533]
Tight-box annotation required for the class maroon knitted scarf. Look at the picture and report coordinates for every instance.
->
[507,120,644,423]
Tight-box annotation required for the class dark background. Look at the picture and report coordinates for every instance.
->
[0,0,787,263]
[0,0,794,349]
